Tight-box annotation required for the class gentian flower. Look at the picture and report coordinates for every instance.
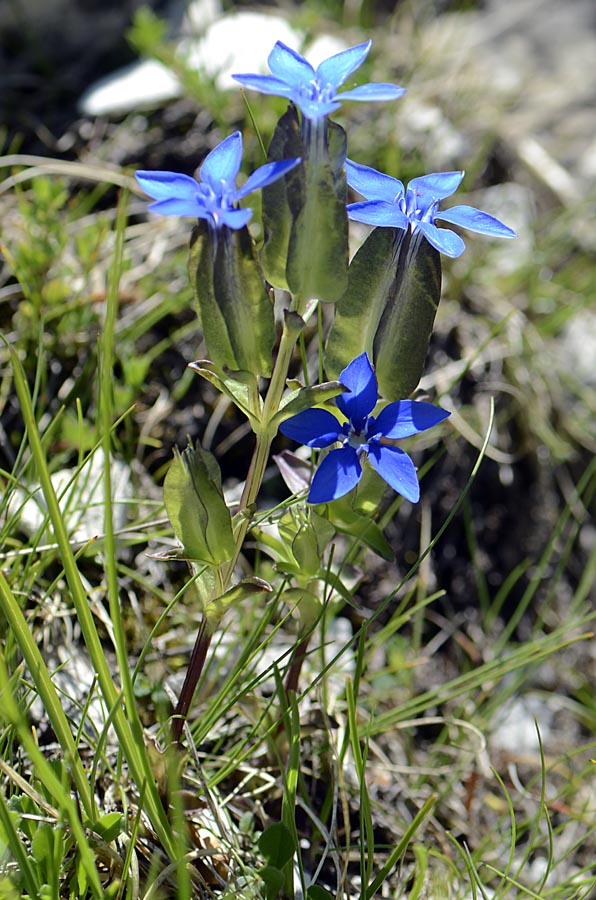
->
[279,353,450,504]
[135,131,300,230]
[345,160,517,258]
[232,40,405,121]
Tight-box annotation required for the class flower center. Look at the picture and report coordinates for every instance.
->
[405,187,439,224]
[300,77,335,105]
[198,180,236,226]
[345,424,369,456]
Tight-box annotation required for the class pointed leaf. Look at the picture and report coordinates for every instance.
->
[261,106,304,289]
[325,500,394,561]
[373,234,442,399]
[188,359,261,429]
[188,222,276,377]
[163,442,235,565]
[325,226,404,379]
[286,120,349,302]
[270,380,347,429]
[259,822,296,868]
[205,576,273,624]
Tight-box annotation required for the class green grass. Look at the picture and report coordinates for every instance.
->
[1,1,595,897]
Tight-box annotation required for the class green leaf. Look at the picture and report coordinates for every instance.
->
[270,380,347,430]
[163,441,235,565]
[261,106,303,289]
[326,229,442,397]
[188,359,261,428]
[258,821,295,868]
[92,812,123,843]
[291,524,320,577]
[307,886,335,900]
[31,823,59,863]
[204,576,273,625]
[325,226,402,379]
[262,110,349,302]
[286,120,349,303]
[373,234,442,399]
[258,865,285,900]
[188,222,275,377]
[325,499,394,561]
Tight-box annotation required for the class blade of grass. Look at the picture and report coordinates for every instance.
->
[4,279,176,863]
[364,793,436,900]
[0,780,39,897]
[345,677,374,899]
[279,678,303,900]
[99,190,190,881]
[0,646,105,898]
[0,570,94,817]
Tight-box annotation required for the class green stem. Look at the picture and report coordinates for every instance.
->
[172,309,304,742]
[221,313,301,586]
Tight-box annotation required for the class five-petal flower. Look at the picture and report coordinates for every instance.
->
[345,161,517,257]
[279,353,450,504]
[135,131,300,230]
[232,40,405,121]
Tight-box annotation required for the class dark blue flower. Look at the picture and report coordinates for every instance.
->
[345,161,517,258]
[135,131,300,229]
[232,40,405,121]
[279,353,450,504]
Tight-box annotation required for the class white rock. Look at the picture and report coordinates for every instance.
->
[183,11,302,90]
[10,448,132,545]
[490,694,552,754]
[79,8,304,115]
[80,58,182,116]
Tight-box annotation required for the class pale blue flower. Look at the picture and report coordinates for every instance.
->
[346,161,517,257]
[232,40,405,121]
[280,353,450,504]
[135,131,300,229]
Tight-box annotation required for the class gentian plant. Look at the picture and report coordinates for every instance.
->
[134,37,516,747]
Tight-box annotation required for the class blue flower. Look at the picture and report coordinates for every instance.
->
[232,40,405,121]
[135,131,300,229]
[345,161,517,258]
[279,353,450,504]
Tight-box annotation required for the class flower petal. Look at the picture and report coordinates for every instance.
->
[231,73,299,99]
[135,171,198,201]
[146,197,203,217]
[267,41,315,86]
[336,352,378,429]
[347,200,409,229]
[345,159,404,202]
[217,207,253,229]
[308,447,362,503]
[235,157,301,200]
[316,40,371,88]
[367,444,420,502]
[408,171,464,201]
[436,205,517,239]
[279,408,341,448]
[416,221,466,258]
[199,132,243,188]
[298,98,342,120]
[372,400,450,439]
[339,83,406,103]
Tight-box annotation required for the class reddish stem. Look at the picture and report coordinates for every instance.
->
[171,617,212,745]
[284,632,311,696]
